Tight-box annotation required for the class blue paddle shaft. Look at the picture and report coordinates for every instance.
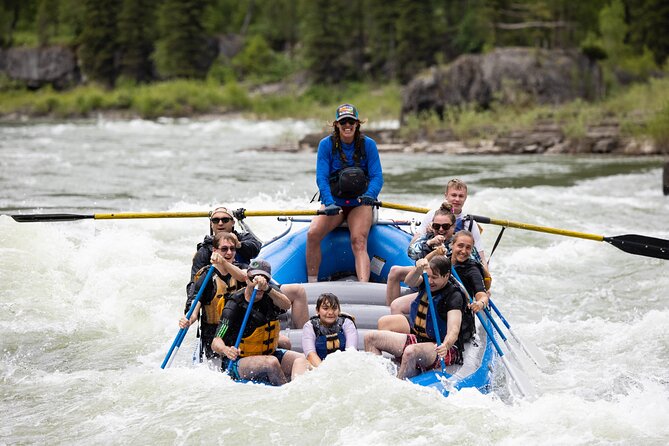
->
[161,266,216,369]
[422,272,446,372]
[226,286,259,372]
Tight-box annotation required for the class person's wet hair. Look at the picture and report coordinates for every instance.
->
[213,231,240,249]
[429,255,452,277]
[316,293,340,311]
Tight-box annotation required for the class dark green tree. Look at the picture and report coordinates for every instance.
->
[78,0,120,87]
[626,0,669,66]
[154,0,213,79]
[395,0,438,83]
[365,0,401,80]
[117,0,157,83]
[36,0,59,46]
[300,0,365,83]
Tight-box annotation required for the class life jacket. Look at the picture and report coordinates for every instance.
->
[310,313,356,360]
[409,289,448,343]
[238,320,280,357]
[192,266,242,327]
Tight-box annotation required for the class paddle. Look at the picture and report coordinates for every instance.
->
[226,285,259,373]
[161,266,216,369]
[375,201,669,261]
[422,272,446,372]
[10,209,326,223]
[488,299,550,370]
[450,266,534,398]
[470,215,669,260]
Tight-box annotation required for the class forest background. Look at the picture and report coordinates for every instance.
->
[1,0,668,151]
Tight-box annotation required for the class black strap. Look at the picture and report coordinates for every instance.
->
[488,227,506,264]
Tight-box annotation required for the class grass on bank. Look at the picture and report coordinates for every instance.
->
[0,76,668,150]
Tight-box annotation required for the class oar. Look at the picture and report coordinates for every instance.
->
[375,201,429,214]
[422,272,446,372]
[226,286,259,373]
[450,267,534,398]
[488,299,550,370]
[161,266,216,369]
[471,215,669,261]
[10,209,325,223]
[480,303,534,373]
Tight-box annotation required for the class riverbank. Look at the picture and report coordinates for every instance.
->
[2,77,668,156]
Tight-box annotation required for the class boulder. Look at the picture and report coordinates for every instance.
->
[2,46,79,89]
[401,47,603,121]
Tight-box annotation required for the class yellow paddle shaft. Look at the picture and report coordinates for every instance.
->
[92,209,321,219]
[482,217,605,242]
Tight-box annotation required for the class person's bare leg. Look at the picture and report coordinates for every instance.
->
[377,314,410,333]
[237,356,287,385]
[347,206,373,282]
[386,265,412,305]
[306,212,344,282]
[390,293,416,315]
[397,343,437,379]
[364,330,406,356]
[282,284,309,328]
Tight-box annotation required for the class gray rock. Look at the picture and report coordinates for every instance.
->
[402,47,603,121]
[3,46,79,89]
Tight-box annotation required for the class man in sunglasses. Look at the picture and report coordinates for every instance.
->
[189,207,309,333]
[180,231,248,365]
[189,206,262,282]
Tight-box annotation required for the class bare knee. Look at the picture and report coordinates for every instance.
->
[350,233,368,253]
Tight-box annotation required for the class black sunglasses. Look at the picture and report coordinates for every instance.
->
[338,118,357,126]
[211,217,233,224]
[432,222,453,232]
[215,246,236,252]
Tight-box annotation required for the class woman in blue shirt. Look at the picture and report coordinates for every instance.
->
[306,104,384,283]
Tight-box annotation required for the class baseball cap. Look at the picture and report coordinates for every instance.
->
[335,103,359,122]
[248,258,272,280]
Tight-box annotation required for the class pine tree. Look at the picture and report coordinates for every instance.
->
[395,0,438,83]
[300,0,365,83]
[154,0,212,79]
[78,0,120,87]
[117,0,157,83]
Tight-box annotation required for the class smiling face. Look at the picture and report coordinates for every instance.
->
[451,233,474,264]
[336,118,359,144]
[431,213,455,239]
[213,238,237,262]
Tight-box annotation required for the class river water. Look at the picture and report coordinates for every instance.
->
[1,118,668,445]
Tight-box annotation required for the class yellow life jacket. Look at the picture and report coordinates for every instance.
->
[411,293,430,342]
[239,320,280,357]
[193,266,241,325]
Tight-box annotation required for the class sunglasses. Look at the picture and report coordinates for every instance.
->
[211,217,233,224]
[432,222,453,232]
[338,118,357,126]
[215,246,236,252]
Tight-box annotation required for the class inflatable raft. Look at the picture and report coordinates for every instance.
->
[258,218,498,396]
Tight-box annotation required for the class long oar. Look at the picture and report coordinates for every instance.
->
[471,215,669,261]
[480,303,534,373]
[226,286,259,373]
[10,209,325,223]
[451,267,534,398]
[488,299,550,370]
[376,201,429,214]
[375,201,669,261]
[422,272,446,372]
[161,266,216,369]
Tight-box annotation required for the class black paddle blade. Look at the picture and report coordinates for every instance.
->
[10,213,94,222]
[605,234,669,260]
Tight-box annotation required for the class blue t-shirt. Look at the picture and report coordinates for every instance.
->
[316,135,383,207]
